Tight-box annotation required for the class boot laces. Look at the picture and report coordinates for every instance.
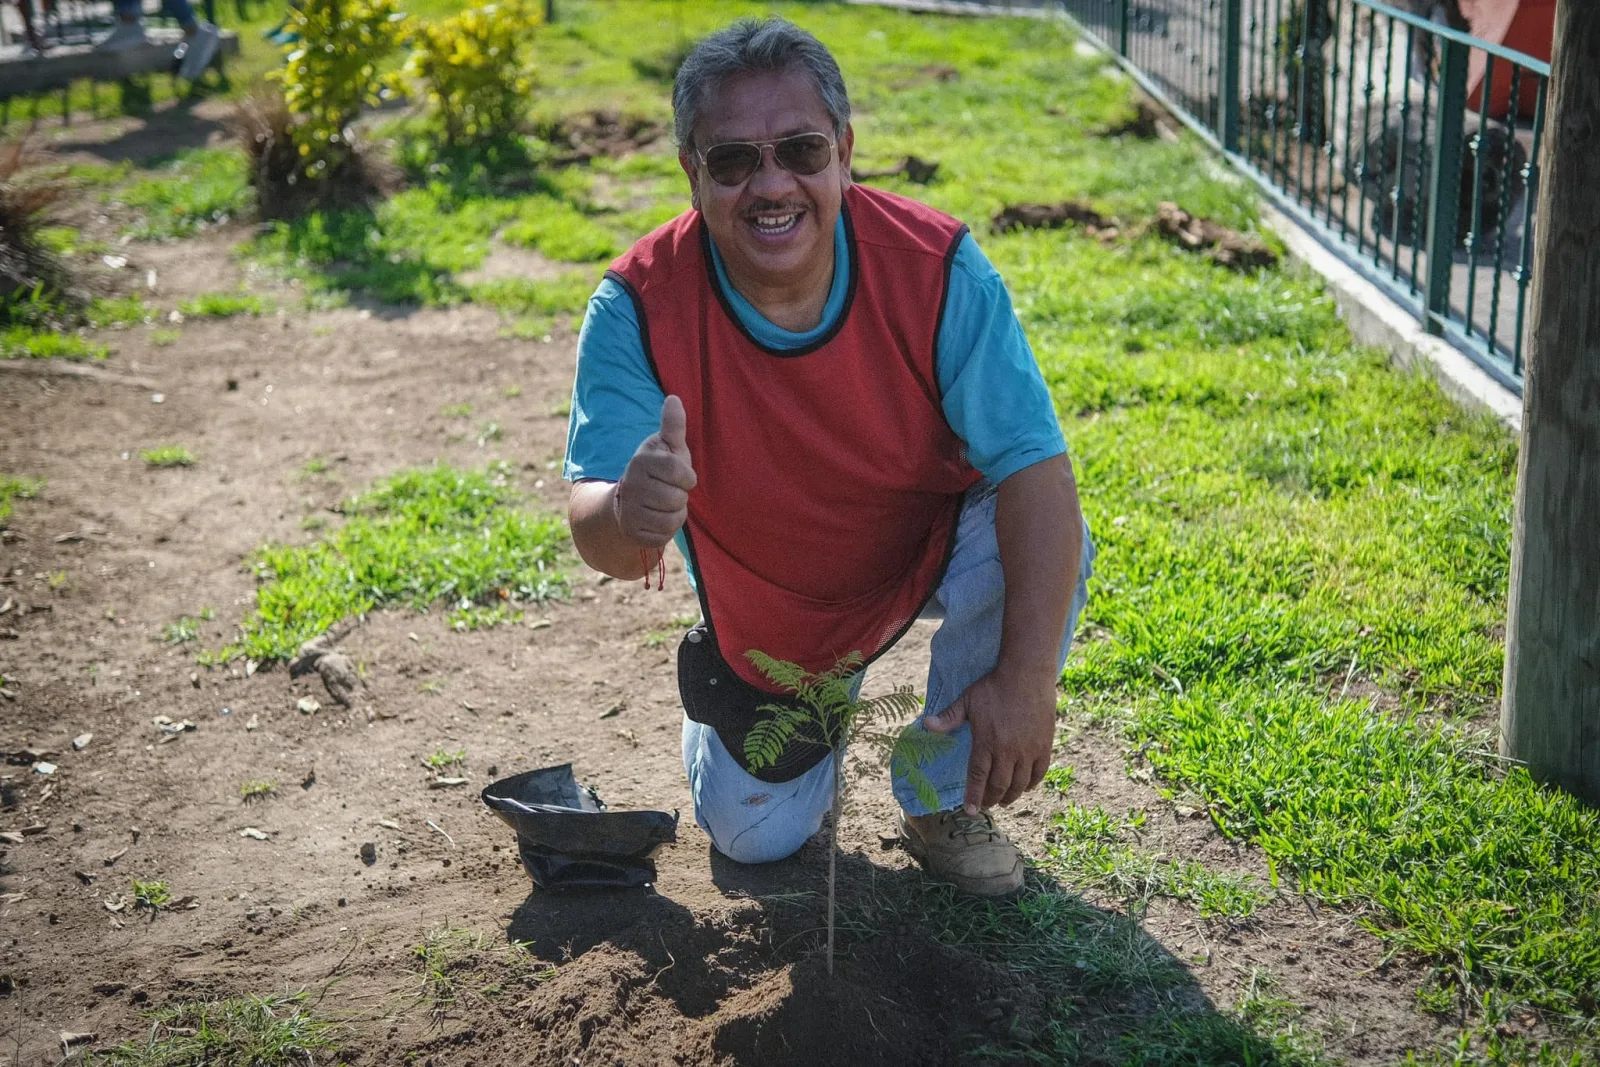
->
[946,809,999,842]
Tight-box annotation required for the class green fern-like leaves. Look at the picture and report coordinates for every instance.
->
[741,651,946,790]
[744,702,817,772]
[860,686,924,724]
[890,723,955,812]
[742,650,947,981]
[745,650,814,697]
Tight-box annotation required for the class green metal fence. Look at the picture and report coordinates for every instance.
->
[1057,0,1547,393]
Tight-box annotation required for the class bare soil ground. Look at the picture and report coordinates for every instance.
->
[0,116,1449,1067]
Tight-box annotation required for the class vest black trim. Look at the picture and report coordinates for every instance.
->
[601,269,661,388]
[696,201,862,360]
[932,224,971,402]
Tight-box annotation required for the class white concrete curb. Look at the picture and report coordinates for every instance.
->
[1260,205,1524,433]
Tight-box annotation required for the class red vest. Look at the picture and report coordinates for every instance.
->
[607,184,981,689]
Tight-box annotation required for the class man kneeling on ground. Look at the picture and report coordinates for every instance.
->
[563,17,1094,898]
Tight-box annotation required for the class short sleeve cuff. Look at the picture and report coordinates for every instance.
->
[980,434,1068,486]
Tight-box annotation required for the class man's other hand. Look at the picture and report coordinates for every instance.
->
[615,395,698,547]
[923,669,1057,815]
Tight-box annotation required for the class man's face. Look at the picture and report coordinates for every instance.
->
[680,68,854,294]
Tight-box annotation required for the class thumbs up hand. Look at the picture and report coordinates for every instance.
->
[615,395,698,548]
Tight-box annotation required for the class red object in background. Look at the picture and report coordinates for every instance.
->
[1459,0,1556,120]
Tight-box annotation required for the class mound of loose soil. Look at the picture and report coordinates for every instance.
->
[540,110,666,166]
[706,938,1036,1066]
[1099,97,1168,140]
[1153,201,1278,271]
[992,199,1122,242]
[851,155,940,185]
[888,64,960,90]
[991,199,1275,271]
[500,891,1039,1067]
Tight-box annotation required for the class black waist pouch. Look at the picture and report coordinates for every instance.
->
[677,622,834,783]
[482,765,678,890]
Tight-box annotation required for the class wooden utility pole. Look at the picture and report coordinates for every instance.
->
[1500,0,1600,804]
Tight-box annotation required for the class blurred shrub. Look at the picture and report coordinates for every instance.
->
[0,139,79,328]
[232,89,399,220]
[404,1,540,148]
[274,0,407,180]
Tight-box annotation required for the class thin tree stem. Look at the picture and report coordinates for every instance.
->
[827,742,842,977]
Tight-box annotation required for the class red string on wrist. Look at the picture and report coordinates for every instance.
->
[638,548,666,591]
[617,484,667,591]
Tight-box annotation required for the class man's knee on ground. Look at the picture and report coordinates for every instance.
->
[695,794,820,865]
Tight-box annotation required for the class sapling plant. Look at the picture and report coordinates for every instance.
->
[743,650,950,975]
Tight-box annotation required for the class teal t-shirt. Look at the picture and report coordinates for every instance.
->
[564,214,1065,486]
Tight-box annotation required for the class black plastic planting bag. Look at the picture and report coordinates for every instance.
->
[481,764,677,890]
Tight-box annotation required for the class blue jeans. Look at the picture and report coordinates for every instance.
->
[681,481,1096,864]
[112,0,198,28]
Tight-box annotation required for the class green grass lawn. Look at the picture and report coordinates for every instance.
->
[212,464,568,665]
[11,1,1591,1062]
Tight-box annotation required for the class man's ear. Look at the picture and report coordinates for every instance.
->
[679,150,701,211]
[837,123,855,190]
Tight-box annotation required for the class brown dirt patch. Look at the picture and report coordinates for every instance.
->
[1098,96,1175,141]
[458,244,571,288]
[992,199,1123,242]
[538,110,666,167]
[887,64,960,90]
[1154,201,1279,271]
[33,97,236,166]
[499,890,1040,1067]
[850,155,939,185]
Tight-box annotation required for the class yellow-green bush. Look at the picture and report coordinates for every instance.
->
[275,0,407,178]
[404,1,540,147]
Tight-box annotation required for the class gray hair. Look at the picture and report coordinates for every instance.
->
[672,18,851,154]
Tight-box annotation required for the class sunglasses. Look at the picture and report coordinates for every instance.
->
[696,132,836,187]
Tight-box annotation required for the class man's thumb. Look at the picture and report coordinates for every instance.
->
[659,395,689,456]
[923,699,967,734]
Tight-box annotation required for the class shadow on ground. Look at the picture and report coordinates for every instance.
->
[502,842,1291,1067]
[48,95,227,162]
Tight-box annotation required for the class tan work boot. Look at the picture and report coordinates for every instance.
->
[899,808,1024,897]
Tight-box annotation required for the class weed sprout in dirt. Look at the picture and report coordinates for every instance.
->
[96,992,343,1066]
[0,474,45,525]
[141,446,196,469]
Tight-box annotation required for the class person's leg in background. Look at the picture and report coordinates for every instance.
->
[96,0,219,81]
[13,0,48,54]
[94,0,150,52]
[168,0,221,83]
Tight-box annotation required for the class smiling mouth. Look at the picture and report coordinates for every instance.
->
[748,210,803,237]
